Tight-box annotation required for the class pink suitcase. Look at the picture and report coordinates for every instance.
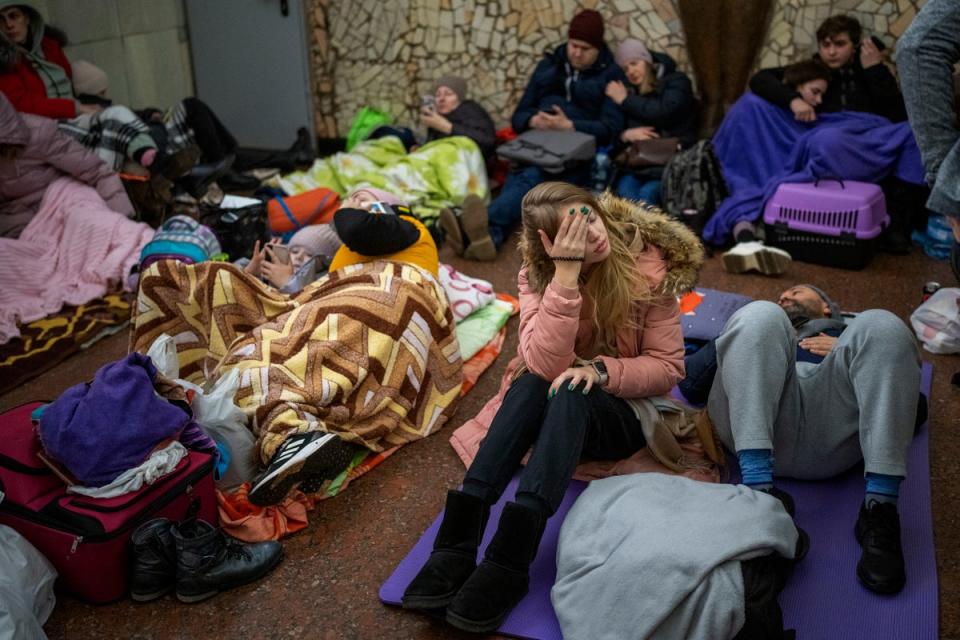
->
[0,402,216,604]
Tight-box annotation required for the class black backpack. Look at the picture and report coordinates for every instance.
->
[661,139,729,236]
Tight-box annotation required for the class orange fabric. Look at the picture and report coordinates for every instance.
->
[216,482,315,542]
[329,215,439,276]
[267,188,340,233]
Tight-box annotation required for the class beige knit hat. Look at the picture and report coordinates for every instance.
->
[71,59,109,96]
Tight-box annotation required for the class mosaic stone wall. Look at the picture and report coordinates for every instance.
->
[308,0,925,138]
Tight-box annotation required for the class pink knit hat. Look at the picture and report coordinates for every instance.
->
[615,38,653,67]
[350,187,407,207]
[288,224,342,258]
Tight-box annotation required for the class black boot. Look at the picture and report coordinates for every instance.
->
[402,490,490,610]
[130,518,177,602]
[446,502,547,633]
[855,500,906,594]
[172,519,284,603]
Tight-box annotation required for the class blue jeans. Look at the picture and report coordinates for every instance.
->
[616,174,662,205]
[488,164,591,248]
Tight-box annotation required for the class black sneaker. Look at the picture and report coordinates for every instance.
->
[248,432,357,506]
[854,500,905,594]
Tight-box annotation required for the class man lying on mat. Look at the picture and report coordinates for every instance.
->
[683,284,921,595]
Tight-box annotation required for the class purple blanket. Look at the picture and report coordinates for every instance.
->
[703,93,925,245]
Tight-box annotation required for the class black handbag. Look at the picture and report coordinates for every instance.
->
[198,200,270,260]
[496,129,596,173]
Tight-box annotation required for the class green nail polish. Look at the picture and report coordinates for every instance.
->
[568,208,575,215]
[582,388,589,395]
[580,206,589,215]
[568,383,575,391]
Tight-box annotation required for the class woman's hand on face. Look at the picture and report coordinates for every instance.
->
[548,366,601,398]
[621,126,659,142]
[790,97,817,122]
[605,80,628,105]
[539,206,590,287]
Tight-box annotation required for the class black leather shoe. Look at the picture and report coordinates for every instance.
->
[854,500,905,594]
[130,518,177,602]
[172,519,283,603]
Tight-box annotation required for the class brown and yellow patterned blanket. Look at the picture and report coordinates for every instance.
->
[0,293,131,395]
[131,260,463,463]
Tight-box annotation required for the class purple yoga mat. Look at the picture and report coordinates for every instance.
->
[381,363,936,640]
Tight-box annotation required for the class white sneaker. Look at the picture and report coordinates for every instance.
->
[722,241,792,276]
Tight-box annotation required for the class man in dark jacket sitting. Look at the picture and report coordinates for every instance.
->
[681,284,922,597]
[749,15,906,124]
[446,9,624,260]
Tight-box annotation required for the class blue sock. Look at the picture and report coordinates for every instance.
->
[738,448,773,489]
[865,472,903,506]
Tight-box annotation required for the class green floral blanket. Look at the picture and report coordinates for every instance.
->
[271,135,489,225]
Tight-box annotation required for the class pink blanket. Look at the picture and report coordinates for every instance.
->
[0,177,152,343]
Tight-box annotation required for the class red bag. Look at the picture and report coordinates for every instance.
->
[0,402,217,604]
[266,188,340,234]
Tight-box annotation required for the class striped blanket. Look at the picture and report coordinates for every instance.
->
[131,260,463,464]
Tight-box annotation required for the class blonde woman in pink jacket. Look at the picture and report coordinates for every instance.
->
[403,182,704,632]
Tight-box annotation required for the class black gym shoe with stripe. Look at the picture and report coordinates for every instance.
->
[248,432,357,506]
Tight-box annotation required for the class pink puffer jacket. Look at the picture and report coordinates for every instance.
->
[450,196,705,468]
[0,93,132,238]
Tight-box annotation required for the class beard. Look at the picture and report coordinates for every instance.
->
[781,301,822,328]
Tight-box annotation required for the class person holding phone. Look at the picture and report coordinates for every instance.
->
[419,76,496,161]
[243,224,340,293]
[749,15,906,123]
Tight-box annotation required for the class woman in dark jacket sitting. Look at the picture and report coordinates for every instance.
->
[605,39,697,206]
[420,75,496,162]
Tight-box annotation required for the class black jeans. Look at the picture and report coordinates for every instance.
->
[462,373,647,516]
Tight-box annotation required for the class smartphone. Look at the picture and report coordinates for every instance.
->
[369,201,390,214]
[421,95,436,111]
[267,244,290,264]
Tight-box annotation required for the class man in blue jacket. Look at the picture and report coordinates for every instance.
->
[445,9,625,260]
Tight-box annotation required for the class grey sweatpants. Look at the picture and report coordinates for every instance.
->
[707,301,920,480]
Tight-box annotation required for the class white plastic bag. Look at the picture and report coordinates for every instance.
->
[145,332,180,379]
[145,335,257,489]
[0,524,57,640]
[910,287,960,354]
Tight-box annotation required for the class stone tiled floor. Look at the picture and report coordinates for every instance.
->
[2,237,957,639]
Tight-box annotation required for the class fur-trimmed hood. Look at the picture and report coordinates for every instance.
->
[523,192,704,300]
[599,192,704,296]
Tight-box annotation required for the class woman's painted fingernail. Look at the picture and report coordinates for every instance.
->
[582,388,589,395]
[568,383,575,391]
[581,206,589,215]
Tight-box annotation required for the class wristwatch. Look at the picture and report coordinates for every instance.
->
[591,359,609,386]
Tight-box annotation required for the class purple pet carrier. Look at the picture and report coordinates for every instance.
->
[763,178,888,270]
